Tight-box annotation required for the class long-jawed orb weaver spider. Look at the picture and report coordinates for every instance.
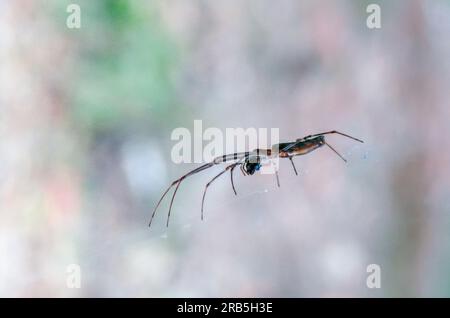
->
[149,130,364,227]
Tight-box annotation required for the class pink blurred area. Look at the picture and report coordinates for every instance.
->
[1,0,450,297]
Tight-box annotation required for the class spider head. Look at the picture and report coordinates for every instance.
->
[243,157,261,175]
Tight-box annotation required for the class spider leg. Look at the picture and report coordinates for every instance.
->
[150,152,252,227]
[149,162,215,227]
[201,163,240,220]
[288,156,298,175]
[166,178,184,227]
[230,165,238,195]
[324,141,347,163]
[149,182,175,227]
[275,170,280,187]
[240,164,247,176]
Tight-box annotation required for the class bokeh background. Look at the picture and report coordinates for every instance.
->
[1,0,450,297]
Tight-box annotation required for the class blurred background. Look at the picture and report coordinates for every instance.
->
[1,0,450,297]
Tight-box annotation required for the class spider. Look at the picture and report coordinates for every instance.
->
[149,130,364,227]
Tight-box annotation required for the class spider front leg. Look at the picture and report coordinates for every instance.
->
[230,165,238,195]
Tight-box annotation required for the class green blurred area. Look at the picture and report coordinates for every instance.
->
[56,0,182,135]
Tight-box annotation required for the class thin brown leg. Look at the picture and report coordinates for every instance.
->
[201,163,239,220]
[230,165,238,195]
[165,161,224,226]
[324,142,347,163]
[240,164,247,176]
[289,157,298,175]
[149,162,214,227]
[149,181,175,227]
[275,170,280,187]
[166,177,184,227]
[150,153,250,228]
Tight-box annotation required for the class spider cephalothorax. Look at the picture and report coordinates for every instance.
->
[242,156,261,175]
